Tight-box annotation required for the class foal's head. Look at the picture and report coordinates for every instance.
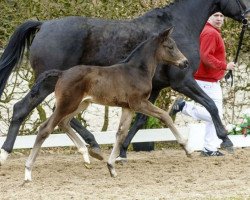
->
[155,27,188,69]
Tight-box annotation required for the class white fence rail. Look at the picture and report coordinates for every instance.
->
[0,124,249,150]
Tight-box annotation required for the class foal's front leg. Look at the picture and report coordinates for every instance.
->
[107,108,134,177]
[118,88,161,161]
[136,100,193,156]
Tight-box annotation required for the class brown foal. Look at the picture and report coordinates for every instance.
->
[24,27,192,181]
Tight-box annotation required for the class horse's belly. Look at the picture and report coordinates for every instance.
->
[89,92,129,108]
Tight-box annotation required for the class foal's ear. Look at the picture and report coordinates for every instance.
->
[158,27,174,41]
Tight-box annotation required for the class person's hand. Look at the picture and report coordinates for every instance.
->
[226,62,236,70]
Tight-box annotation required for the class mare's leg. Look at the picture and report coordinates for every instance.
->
[107,108,134,177]
[24,113,61,181]
[135,100,193,156]
[118,89,161,160]
[70,118,103,160]
[171,76,233,150]
[0,80,54,165]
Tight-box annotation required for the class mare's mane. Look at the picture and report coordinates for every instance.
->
[140,0,187,19]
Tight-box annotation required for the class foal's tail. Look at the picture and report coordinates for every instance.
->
[0,20,43,99]
[30,70,62,98]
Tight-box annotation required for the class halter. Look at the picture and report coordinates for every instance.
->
[220,0,246,21]
[236,0,247,18]
[223,0,249,86]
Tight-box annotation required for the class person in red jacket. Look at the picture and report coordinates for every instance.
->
[170,12,235,156]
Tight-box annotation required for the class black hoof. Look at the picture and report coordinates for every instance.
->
[88,147,104,161]
[119,148,127,160]
[220,139,234,154]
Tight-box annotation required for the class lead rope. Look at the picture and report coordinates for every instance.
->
[225,18,248,86]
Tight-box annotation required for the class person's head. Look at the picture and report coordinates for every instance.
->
[208,12,224,29]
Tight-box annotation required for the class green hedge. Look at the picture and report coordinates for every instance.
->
[0,0,249,131]
[0,0,170,47]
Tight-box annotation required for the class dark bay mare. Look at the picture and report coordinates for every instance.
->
[0,0,247,164]
[24,28,189,181]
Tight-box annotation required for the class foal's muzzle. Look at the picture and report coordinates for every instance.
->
[179,60,189,69]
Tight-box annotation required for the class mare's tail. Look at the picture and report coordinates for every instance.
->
[30,70,62,98]
[0,20,43,99]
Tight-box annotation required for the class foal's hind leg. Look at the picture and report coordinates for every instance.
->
[0,80,101,166]
[135,100,193,156]
[58,101,92,164]
[59,120,90,165]
[107,108,134,177]
[25,113,61,181]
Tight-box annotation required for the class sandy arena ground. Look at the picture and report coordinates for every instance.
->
[0,147,250,200]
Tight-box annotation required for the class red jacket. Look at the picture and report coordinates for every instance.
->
[194,22,227,82]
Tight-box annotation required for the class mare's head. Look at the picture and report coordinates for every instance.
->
[155,27,188,69]
[215,0,247,21]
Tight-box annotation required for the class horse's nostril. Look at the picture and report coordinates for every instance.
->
[180,60,189,69]
[184,60,189,66]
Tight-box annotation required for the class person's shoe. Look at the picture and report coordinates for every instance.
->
[169,98,185,117]
[88,146,104,160]
[200,148,224,157]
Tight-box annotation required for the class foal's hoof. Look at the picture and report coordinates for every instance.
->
[180,144,194,157]
[24,167,32,182]
[107,163,117,177]
[115,156,128,164]
[88,147,104,161]
[84,163,92,169]
[186,153,193,158]
[21,180,31,187]
[221,139,234,154]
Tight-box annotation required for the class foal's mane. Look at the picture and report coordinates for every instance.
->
[119,37,153,64]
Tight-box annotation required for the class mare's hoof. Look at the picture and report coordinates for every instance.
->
[221,139,234,154]
[115,156,128,164]
[0,149,9,166]
[222,146,234,154]
[88,147,104,161]
[186,153,193,158]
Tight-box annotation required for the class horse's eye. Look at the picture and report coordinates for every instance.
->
[166,45,174,50]
[163,41,173,49]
